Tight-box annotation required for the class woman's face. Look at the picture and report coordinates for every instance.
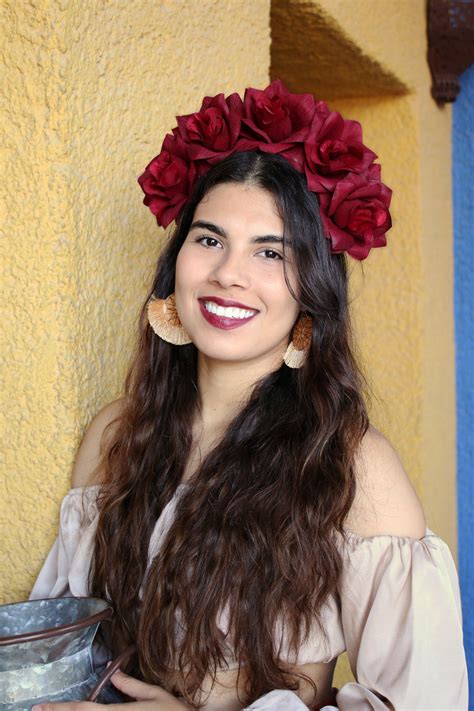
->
[175,182,301,366]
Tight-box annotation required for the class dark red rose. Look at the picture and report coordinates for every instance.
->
[176,92,243,162]
[304,108,377,193]
[138,81,392,260]
[319,165,392,260]
[242,79,315,144]
[137,133,196,228]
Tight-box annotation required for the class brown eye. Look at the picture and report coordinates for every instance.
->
[259,249,283,260]
[196,236,222,249]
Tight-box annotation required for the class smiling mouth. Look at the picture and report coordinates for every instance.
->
[198,300,259,330]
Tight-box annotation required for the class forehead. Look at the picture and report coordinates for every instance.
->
[193,183,283,231]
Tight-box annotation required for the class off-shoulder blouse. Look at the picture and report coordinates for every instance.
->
[30,484,468,710]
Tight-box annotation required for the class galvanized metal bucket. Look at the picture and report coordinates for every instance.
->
[0,597,135,709]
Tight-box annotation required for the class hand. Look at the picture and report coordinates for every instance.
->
[31,670,193,710]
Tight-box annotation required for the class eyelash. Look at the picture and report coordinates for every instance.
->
[195,235,283,261]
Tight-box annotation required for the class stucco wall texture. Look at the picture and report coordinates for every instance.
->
[2,0,457,692]
[2,0,271,604]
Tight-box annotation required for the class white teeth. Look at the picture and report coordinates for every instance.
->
[204,301,256,320]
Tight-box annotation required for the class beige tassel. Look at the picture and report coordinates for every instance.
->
[147,293,192,345]
[283,313,312,368]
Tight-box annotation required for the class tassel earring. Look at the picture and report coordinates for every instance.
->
[283,313,313,368]
[147,293,192,345]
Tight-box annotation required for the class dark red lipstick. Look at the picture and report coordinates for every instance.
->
[198,298,259,331]
[199,296,259,310]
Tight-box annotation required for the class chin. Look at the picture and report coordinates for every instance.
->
[197,349,250,362]
[194,342,257,362]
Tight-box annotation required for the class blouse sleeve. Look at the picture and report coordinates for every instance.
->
[29,485,100,600]
[327,527,468,711]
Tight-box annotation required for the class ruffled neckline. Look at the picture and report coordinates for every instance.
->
[341,525,435,545]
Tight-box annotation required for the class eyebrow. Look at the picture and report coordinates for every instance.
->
[189,220,292,246]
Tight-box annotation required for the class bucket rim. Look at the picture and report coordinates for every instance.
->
[0,596,113,647]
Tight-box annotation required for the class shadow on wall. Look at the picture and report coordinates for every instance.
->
[270,0,407,99]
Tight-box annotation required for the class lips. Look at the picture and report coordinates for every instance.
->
[198,299,259,331]
[198,296,259,311]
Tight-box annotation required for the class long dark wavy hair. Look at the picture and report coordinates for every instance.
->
[90,151,370,708]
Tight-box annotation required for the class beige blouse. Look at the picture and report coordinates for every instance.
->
[30,484,468,710]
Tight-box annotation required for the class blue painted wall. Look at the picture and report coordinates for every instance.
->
[453,64,474,706]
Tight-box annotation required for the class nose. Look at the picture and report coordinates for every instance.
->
[208,248,251,290]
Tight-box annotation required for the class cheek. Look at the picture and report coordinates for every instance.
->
[284,263,300,302]
[175,245,202,291]
[274,272,301,326]
[260,269,299,311]
[174,251,192,314]
[175,245,190,279]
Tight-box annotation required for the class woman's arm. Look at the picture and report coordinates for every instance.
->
[333,425,468,710]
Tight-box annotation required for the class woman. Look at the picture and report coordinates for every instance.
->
[30,82,468,711]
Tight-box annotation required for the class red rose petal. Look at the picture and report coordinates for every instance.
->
[138,80,392,253]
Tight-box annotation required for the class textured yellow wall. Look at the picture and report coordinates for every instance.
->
[2,0,271,604]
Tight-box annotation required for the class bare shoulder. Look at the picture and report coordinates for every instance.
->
[344,424,426,539]
[71,398,124,488]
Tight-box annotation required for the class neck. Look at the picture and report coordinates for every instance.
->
[196,349,284,429]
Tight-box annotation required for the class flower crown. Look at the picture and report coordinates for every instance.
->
[138,80,392,261]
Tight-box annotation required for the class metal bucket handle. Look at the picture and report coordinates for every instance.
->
[0,601,113,646]
[87,644,137,702]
